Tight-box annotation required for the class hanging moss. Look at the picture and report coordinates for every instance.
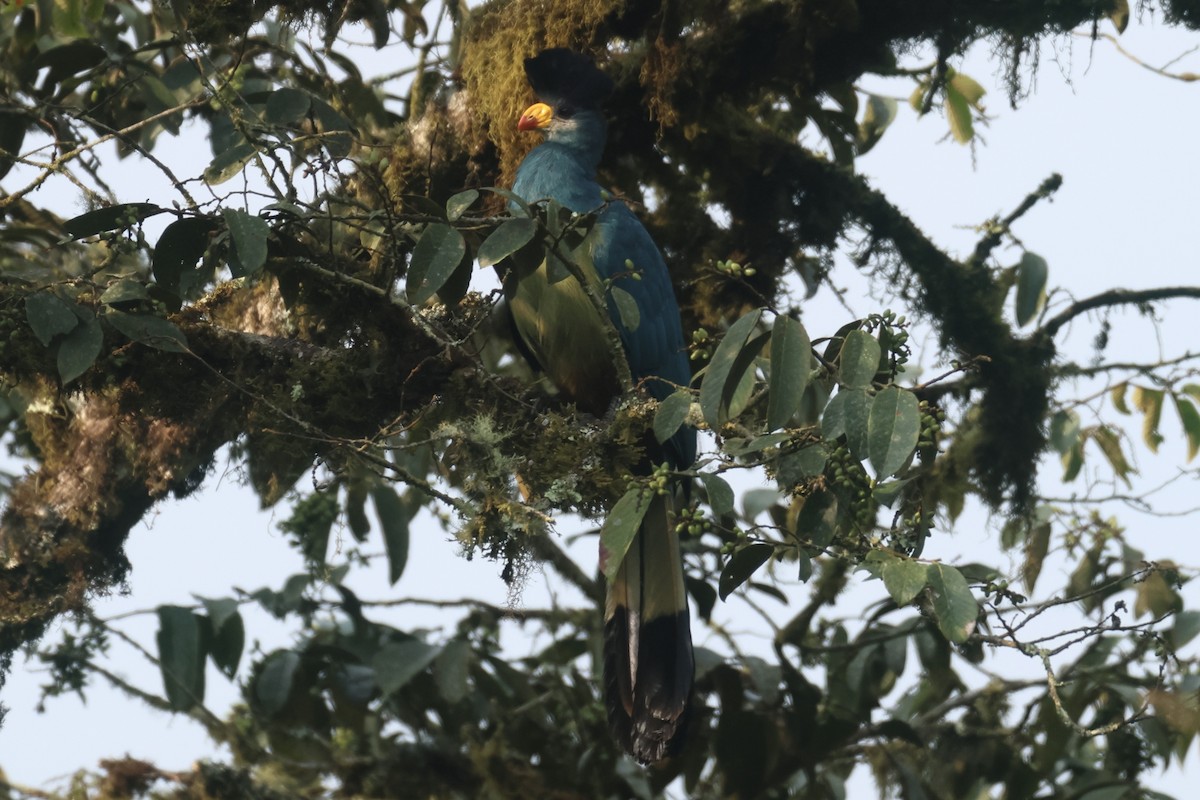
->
[461,0,629,189]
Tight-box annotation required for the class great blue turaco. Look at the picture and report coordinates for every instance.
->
[505,48,696,763]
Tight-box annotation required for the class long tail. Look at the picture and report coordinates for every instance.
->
[603,493,694,763]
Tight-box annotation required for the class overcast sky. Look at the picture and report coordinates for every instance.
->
[2,14,1199,797]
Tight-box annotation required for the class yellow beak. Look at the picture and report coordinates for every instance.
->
[518,102,554,132]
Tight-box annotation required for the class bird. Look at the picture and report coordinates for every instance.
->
[506,48,696,764]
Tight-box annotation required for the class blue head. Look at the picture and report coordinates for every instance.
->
[517,49,614,169]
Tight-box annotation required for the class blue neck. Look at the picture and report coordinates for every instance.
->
[544,110,607,170]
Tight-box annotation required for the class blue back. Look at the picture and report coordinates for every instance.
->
[512,113,696,468]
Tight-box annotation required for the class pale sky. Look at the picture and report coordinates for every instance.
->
[2,14,1199,798]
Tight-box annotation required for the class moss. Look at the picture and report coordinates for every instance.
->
[461,0,629,191]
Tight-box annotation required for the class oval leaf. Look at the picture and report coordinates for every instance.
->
[1173,395,1200,462]
[63,203,163,239]
[265,87,312,126]
[446,189,479,222]
[105,310,188,353]
[795,488,837,548]
[434,639,471,703]
[204,142,259,185]
[839,329,880,389]
[843,388,872,461]
[153,217,218,295]
[719,543,774,601]
[156,605,207,711]
[700,308,763,427]
[868,386,920,477]
[372,640,441,698]
[600,487,652,581]
[25,292,80,346]
[407,223,467,305]
[255,650,301,716]
[927,564,978,643]
[207,608,244,679]
[881,558,929,606]
[1015,252,1048,327]
[57,315,103,384]
[700,473,735,518]
[610,285,640,332]
[477,217,538,268]
[654,389,692,445]
[222,208,269,277]
[767,315,812,431]
[372,485,411,585]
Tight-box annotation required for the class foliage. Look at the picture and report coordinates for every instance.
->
[1,0,1199,798]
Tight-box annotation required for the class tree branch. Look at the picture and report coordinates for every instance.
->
[1040,286,1200,339]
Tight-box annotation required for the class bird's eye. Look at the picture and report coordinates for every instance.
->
[557,103,576,120]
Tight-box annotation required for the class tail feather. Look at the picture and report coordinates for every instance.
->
[603,493,694,763]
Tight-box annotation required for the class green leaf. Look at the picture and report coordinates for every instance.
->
[309,97,354,159]
[821,389,848,439]
[57,314,103,384]
[857,94,898,154]
[445,189,479,222]
[199,597,244,679]
[1110,382,1130,414]
[944,84,974,143]
[1014,252,1048,326]
[153,217,218,295]
[1135,570,1180,619]
[1023,521,1051,593]
[480,187,532,217]
[843,388,872,461]
[766,316,812,431]
[63,203,164,239]
[105,310,188,353]
[1048,409,1081,454]
[1171,611,1200,649]
[1062,439,1084,482]
[743,489,780,521]
[777,443,829,486]
[100,278,151,307]
[1110,0,1130,33]
[610,286,640,332]
[407,223,467,305]
[839,329,880,389]
[927,564,977,643]
[434,639,471,703]
[372,485,410,585]
[1172,395,1200,462]
[1092,425,1134,486]
[600,487,652,582]
[156,605,207,711]
[255,650,301,716]
[204,142,259,185]
[699,309,763,427]
[795,488,837,548]
[881,558,928,605]
[264,87,312,126]
[868,387,921,477]
[222,208,269,278]
[948,72,986,107]
[373,640,441,697]
[700,473,735,518]
[719,543,774,600]
[1131,385,1165,453]
[25,292,80,346]
[654,390,692,445]
[477,218,538,267]
[0,108,27,181]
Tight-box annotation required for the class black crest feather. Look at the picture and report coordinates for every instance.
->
[524,48,614,110]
